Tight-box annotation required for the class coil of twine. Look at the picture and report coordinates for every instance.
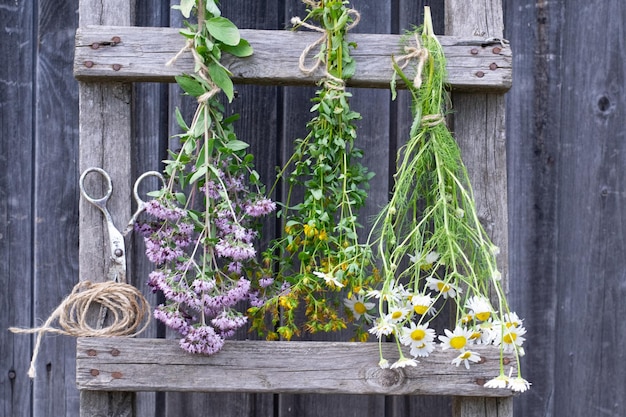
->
[9,280,150,378]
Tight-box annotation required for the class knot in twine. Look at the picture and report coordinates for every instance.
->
[393,33,429,90]
[291,7,360,78]
[166,38,221,104]
[9,281,150,378]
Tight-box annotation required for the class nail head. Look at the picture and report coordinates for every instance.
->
[475,71,485,78]
[87,349,97,357]
[90,369,100,376]
[111,371,123,379]
[84,61,94,68]
[111,348,121,357]
[470,48,479,55]
[492,46,502,54]
[489,62,498,70]
[112,64,122,72]
[111,36,121,44]
[8,370,16,380]
[91,43,100,50]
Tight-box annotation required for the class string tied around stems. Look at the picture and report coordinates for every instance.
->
[9,281,150,378]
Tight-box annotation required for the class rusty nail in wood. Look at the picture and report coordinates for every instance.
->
[470,48,479,55]
[8,370,16,380]
[503,357,511,365]
[91,43,100,49]
[475,377,486,386]
[489,62,498,70]
[111,371,123,379]
[84,61,94,68]
[111,36,121,44]
[90,369,100,377]
[87,349,97,357]
[111,348,120,356]
[478,356,487,364]
[475,71,485,78]
[492,46,502,54]
[112,64,122,71]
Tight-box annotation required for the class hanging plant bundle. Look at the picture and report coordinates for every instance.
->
[136,0,276,355]
[249,0,377,342]
[366,8,529,391]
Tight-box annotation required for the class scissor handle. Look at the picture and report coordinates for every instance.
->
[79,167,113,211]
[133,171,165,206]
[123,170,166,236]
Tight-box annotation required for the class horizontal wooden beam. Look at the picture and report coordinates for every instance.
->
[77,337,517,397]
[74,26,512,92]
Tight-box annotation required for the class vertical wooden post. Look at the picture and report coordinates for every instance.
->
[78,0,135,416]
[444,1,513,417]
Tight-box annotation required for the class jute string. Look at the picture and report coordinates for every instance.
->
[291,6,360,81]
[9,281,150,378]
[394,33,445,128]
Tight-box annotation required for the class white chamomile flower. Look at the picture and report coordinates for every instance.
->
[465,295,494,322]
[502,312,523,328]
[426,277,462,299]
[400,322,437,357]
[386,305,411,324]
[343,294,375,322]
[484,374,510,389]
[439,326,474,351]
[378,358,390,369]
[451,350,481,370]
[472,319,497,345]
[411,293,435,316]
[390,357,419,369]
[313,271,344,288]
[508,377,531,392]
[368,317,395,338]
[494,324,527,353]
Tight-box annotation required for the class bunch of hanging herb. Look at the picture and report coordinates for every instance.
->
[136,0,276,355]
[365,8,529,392]
[248,0,377,342]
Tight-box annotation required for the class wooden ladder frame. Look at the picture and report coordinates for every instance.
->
[75,1,513,416]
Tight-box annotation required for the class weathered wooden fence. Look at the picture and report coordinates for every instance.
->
[2,0,626,417]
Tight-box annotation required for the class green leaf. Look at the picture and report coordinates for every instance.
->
[311,189,323,200]
[224,139,249,151]
[174,107,189,130]
[205,0,221,17]
[221,38,253,58]
[189,165,208,185]
[206,17,240,46]
[175,75,205,97]
[177,0,195,18]
[175,192,187,205]
[208,62,234,102]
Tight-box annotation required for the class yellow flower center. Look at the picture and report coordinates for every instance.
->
[470,331,481,340]
[503,332,517,344]
[411,328,426,341]
[391,311,403,320]
[460,351,472,360]
[414,305,429,315]
[475,312,491,321]
[450,336,467,350]
[354,302,367,315]
[437,282,451,292]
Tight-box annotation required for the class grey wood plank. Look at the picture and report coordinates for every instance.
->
[32,1,82,415]
[503,1,561,416]
[73,27,513,92]
[551,1,626,416]
[76,338,516,397]
[444,1,513,417]
[78,0,136,416]
[0,1,35,416]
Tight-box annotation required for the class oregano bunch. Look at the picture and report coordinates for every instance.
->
[365,9,529,392]
[248,0,377,342]
[136,0,276,355]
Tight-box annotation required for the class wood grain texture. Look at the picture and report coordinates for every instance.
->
[444,1,512,417]
[0,1,35,416]
[76,337,516,397]
[73,27,512,92]
[78,0,136,416]
[32,1,82,415]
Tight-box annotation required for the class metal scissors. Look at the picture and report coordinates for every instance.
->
[79,167,165,283]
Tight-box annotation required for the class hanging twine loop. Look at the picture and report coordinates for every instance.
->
[291,6,361,80]
[9,281,150,378]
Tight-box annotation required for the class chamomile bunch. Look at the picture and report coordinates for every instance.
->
[365,7,528,391]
